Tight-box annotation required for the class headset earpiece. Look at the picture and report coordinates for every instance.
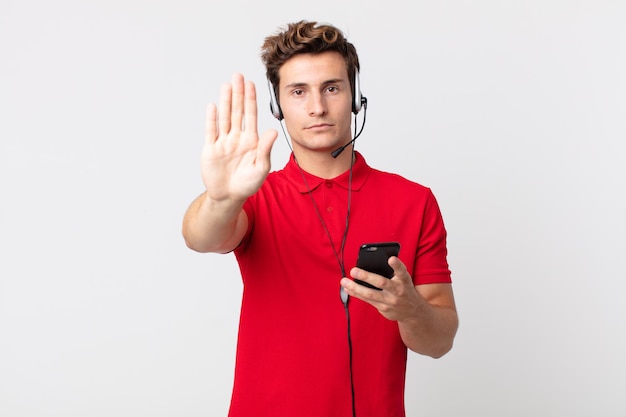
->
[268,80,283,120]
[352,69,365,114]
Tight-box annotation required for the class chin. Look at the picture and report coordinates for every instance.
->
[294,137,342,152]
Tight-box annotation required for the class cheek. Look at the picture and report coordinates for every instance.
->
[281,119,302,142]
[280,105,304,124]
[335,112,353,132]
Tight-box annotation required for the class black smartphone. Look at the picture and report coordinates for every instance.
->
[354,242,401,290]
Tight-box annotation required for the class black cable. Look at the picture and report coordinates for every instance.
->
[343,298,356,417]
[278,109,362,417]
[277,124,353,279]
[344,117,357,417]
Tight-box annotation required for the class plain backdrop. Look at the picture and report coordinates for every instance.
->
[1,0,625,416]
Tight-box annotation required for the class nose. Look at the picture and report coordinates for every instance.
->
[307,92,327,116]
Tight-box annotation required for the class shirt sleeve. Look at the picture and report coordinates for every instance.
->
[413,189,452,285]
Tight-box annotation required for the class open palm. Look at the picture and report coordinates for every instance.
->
[202,73,278,202]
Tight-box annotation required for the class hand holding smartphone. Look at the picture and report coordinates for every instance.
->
[354,242,400,290]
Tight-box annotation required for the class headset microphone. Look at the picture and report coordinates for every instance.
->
[331,138,357,158]
[331,96,368,158]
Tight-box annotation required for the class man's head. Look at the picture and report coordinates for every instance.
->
[261,21,360,112]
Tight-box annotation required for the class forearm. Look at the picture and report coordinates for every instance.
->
[398,299,458,358]
[182,192,247,253]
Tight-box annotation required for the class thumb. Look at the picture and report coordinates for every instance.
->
[257,128,279,159]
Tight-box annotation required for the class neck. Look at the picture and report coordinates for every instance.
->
[292,148,354,178]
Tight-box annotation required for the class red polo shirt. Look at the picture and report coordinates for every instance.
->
[229,152,451,417]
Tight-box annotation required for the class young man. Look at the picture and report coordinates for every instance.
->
[183,21,458,417]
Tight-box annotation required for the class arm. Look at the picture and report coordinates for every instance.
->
[182,192,249,254]
[340,257,458,358]
[182,73,278,253]
[397,280,458,358]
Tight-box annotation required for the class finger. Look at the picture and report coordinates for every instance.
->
[350,267,387,291]
[243,80,257,134]
[388,257,410,282]
[205,103,218,144]
[340,277,368,298]
[218,82,232,136]
[258,129,278,160]
[341,276,384,304]
[230,73,245,133]
[340,277,362,297]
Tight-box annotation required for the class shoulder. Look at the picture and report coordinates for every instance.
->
[367,166,433,195]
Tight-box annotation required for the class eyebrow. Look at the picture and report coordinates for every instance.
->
[284,78,346,89]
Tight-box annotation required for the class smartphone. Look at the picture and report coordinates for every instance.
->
[354,242,401,290]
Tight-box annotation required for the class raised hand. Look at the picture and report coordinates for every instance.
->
[202,73,278,203]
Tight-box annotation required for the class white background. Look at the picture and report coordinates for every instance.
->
[1,0,625,416]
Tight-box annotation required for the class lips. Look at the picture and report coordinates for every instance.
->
[306,123,333,130]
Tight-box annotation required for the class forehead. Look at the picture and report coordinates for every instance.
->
[278,51,349,87]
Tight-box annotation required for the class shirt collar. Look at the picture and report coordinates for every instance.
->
[283,151,371,193]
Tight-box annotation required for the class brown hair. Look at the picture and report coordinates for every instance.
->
[261,20,360,99]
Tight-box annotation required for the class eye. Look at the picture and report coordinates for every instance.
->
[326,86,338,93]
[293,89,304,96]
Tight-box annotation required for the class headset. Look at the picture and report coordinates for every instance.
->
[268,68,366,120]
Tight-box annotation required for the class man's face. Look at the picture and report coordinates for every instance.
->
[277,51,353,155]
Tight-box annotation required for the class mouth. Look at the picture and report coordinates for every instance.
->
[306,123,333,130]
